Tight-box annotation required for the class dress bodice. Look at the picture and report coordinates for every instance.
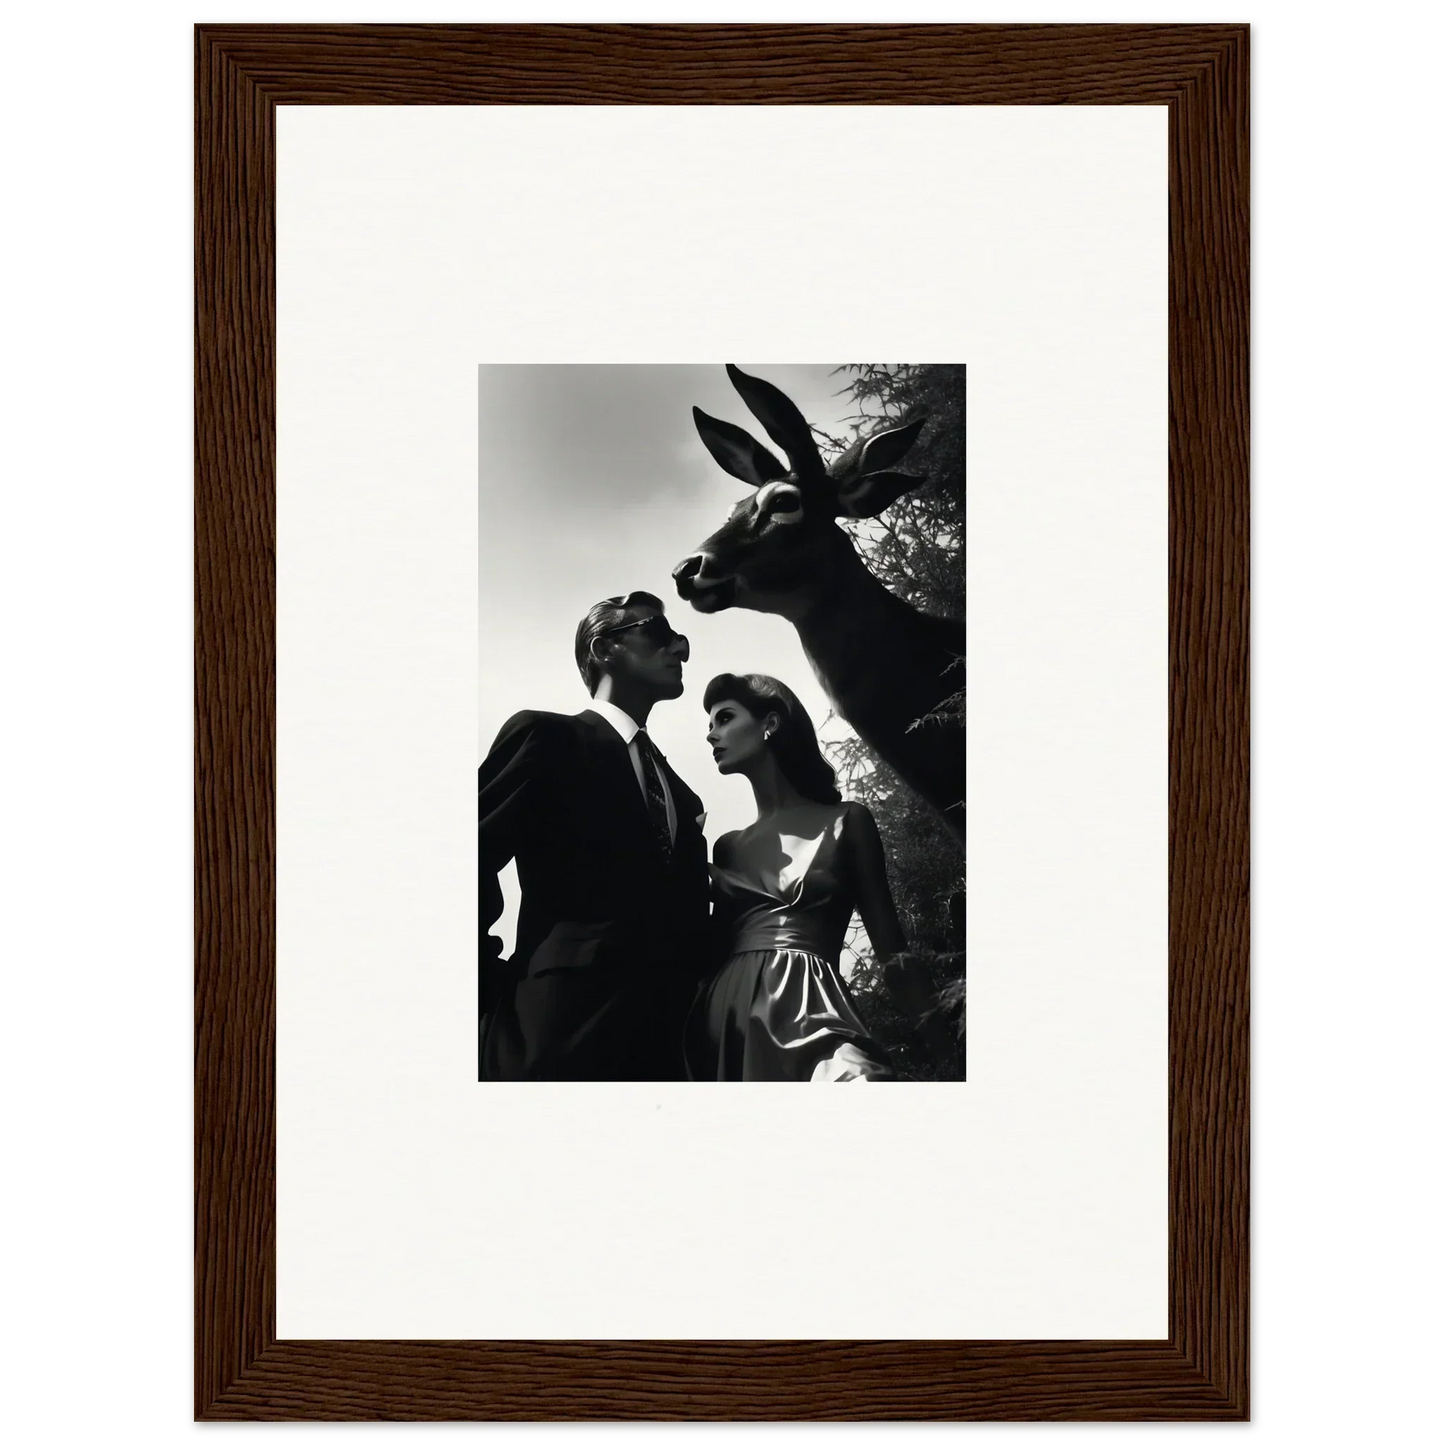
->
[711,803,855,964]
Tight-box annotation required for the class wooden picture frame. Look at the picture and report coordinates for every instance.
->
[195,23,1248,1421]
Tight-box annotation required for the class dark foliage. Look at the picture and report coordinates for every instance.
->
[821,365,967,1080]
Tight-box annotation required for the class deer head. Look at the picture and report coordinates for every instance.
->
[672,365,928,621]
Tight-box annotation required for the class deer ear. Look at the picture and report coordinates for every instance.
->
[859,416,926,474]
[726,364,825,480]
[836,469,927,518]
[825,434,867,485]
[693,407,787,486]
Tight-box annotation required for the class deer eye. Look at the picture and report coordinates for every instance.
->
[755,482,804,525]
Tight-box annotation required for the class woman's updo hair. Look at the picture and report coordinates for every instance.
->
[703,673,842,805]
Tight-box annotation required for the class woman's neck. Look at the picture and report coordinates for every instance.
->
[745,755,809,819]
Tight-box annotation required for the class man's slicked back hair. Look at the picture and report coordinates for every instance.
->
[574,590,667,694]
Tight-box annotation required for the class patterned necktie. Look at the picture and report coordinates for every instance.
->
[634,729,673,855]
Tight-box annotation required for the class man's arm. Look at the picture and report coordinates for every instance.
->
[478,711,548,969]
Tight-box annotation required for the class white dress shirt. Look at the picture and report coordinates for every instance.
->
[586,698,677,843]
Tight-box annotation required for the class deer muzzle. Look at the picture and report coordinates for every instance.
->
[672,552,737,612]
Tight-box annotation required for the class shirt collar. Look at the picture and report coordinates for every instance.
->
[587,697,642,746]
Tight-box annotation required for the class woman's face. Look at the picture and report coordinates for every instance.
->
[706,698,773,774]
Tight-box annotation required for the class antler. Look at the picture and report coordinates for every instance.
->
[726,364,826,481]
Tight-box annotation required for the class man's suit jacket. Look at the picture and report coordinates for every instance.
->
[478,708,712,1080]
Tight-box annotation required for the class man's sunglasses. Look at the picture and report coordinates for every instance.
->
[600,616,689,650]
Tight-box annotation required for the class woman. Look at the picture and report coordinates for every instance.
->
[686,673,949,1082]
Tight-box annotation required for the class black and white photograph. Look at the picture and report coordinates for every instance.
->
[478,364,967,1081]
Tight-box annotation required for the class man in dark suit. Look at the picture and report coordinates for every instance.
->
[478,590,712,1080]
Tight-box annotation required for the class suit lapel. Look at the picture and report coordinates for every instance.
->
[578,710,703,851]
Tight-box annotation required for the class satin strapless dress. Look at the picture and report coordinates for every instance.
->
[685,803,894,1082]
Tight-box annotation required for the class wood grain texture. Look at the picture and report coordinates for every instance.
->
[195,23,1248,1421]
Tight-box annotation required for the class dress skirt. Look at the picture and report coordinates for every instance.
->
[686,947,894,1082]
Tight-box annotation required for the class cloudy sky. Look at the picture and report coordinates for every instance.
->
[478,364,864,948]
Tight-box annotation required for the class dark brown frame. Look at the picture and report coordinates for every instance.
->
[196,23,1248,1421]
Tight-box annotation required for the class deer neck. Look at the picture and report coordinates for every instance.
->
[792,547,916,709]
